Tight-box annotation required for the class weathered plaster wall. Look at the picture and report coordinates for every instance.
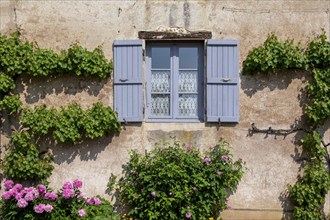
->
[1,1,330,219]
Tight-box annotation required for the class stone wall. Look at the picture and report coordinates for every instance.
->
[1,1,330,219]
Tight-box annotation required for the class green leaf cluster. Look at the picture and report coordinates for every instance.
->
[0,33,112,78]
[288,161,330,220]
[0,94,22,114]
[305,33,330,69]
[1,131,53,181]
[0,73,15,93]
[242,34,307,75]
[118,140,244,220]
[21,102,121,143]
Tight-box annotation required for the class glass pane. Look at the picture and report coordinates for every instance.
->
[179,70,198,93]
[151,94,170,116]
[151,47,170,69]
[179,95,198,117]
[179,47,198,69]
[151,70,170,93]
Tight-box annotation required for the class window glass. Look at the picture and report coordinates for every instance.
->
[179,47,198,69]
[151,47,171,69]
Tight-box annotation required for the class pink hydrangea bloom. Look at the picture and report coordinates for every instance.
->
[185,146,191,151]
[217,171,222,175]
[24,192,34,201]
[62,188,74,199]
[44,192,58,201]
[4,180,14,189]
[78,209,86,217]
[34,204,45,214]
[13,184,23,191]
[15,192,24,200]
[204,157,211,164]
[2,191,12,200]
[73,179,83,188]
[37,184,47,194]
[185,213,192,218]
[62,182,73,189]
[44,204,53,213]
[17,198,28,208]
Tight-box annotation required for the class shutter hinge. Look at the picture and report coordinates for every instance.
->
[143,106,145,115]
[142,49,145,61]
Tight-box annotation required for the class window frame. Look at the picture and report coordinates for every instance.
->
[145,41,204,122]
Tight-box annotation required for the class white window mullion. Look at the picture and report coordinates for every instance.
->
[172,45,179,119]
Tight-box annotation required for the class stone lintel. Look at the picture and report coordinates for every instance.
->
[138,31,212,40]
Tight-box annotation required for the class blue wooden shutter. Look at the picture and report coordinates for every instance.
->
[113,40,143,122]
[206,40,239,122]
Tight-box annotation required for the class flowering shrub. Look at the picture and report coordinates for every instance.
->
[0,179,119,220]
[118,139,244,220]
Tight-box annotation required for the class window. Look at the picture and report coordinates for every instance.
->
[113,39,239,123]
[146,42,204,121]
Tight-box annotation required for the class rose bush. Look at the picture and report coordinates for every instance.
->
[118,139,244,220]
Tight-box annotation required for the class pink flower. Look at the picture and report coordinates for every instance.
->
[17,198,28,208]
[37,184,47,194]
[169,192,173,196]
[63,182,73,189]
[193,187,197,191]
[226,205,232,209]
[24,193,34,201]
[4,180,14,189]
[185,213,192,218]
[86,198,93,205]
[13,184,23,191]
[151,191,156,197]
[185,146,191,151]
[44,204,53,213]
[73,179,83,188]
[62,188,74,199]
[44,192,58,200]
[78,209,86,217]
[204,157,211,164]
[217,171,222,175]
[93,197,101,205]
[34,204,45,214]
[2,191,12,200]
[221,155,229,161]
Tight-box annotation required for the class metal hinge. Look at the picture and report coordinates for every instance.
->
[142,49,145,61]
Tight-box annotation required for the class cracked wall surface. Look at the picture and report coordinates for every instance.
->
[1,1,330,219]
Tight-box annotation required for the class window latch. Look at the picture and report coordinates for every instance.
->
[119,78,128,82]
[222,78,231,82]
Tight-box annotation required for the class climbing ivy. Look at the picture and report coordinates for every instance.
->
[243,32,330,220]
[0,95,22,114]
[242,34,307,75]
[21,102,121,143]
[1,131,53,181]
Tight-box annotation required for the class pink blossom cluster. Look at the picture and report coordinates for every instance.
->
[1,179,100,217]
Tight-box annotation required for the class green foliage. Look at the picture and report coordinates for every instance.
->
[0,94,22,114]
[63,44,112,78]
[26,48,59,77]
[305,68,330,126]
[21,106,57,135]
[0,32,33,76]
[288,161,330,220]
[305,32,330,69]
[79,102,121,139]
[53,104,84,143]
[301,131,327,160]
[0,73,15,93]
[20,102,121,143]
[1,131,53,181]
[118,139,244,220]
[0,32,112,78]
[242,34,307,75]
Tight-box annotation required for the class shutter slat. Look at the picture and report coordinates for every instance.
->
[206,40,239,123]
[114,40,143,122]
